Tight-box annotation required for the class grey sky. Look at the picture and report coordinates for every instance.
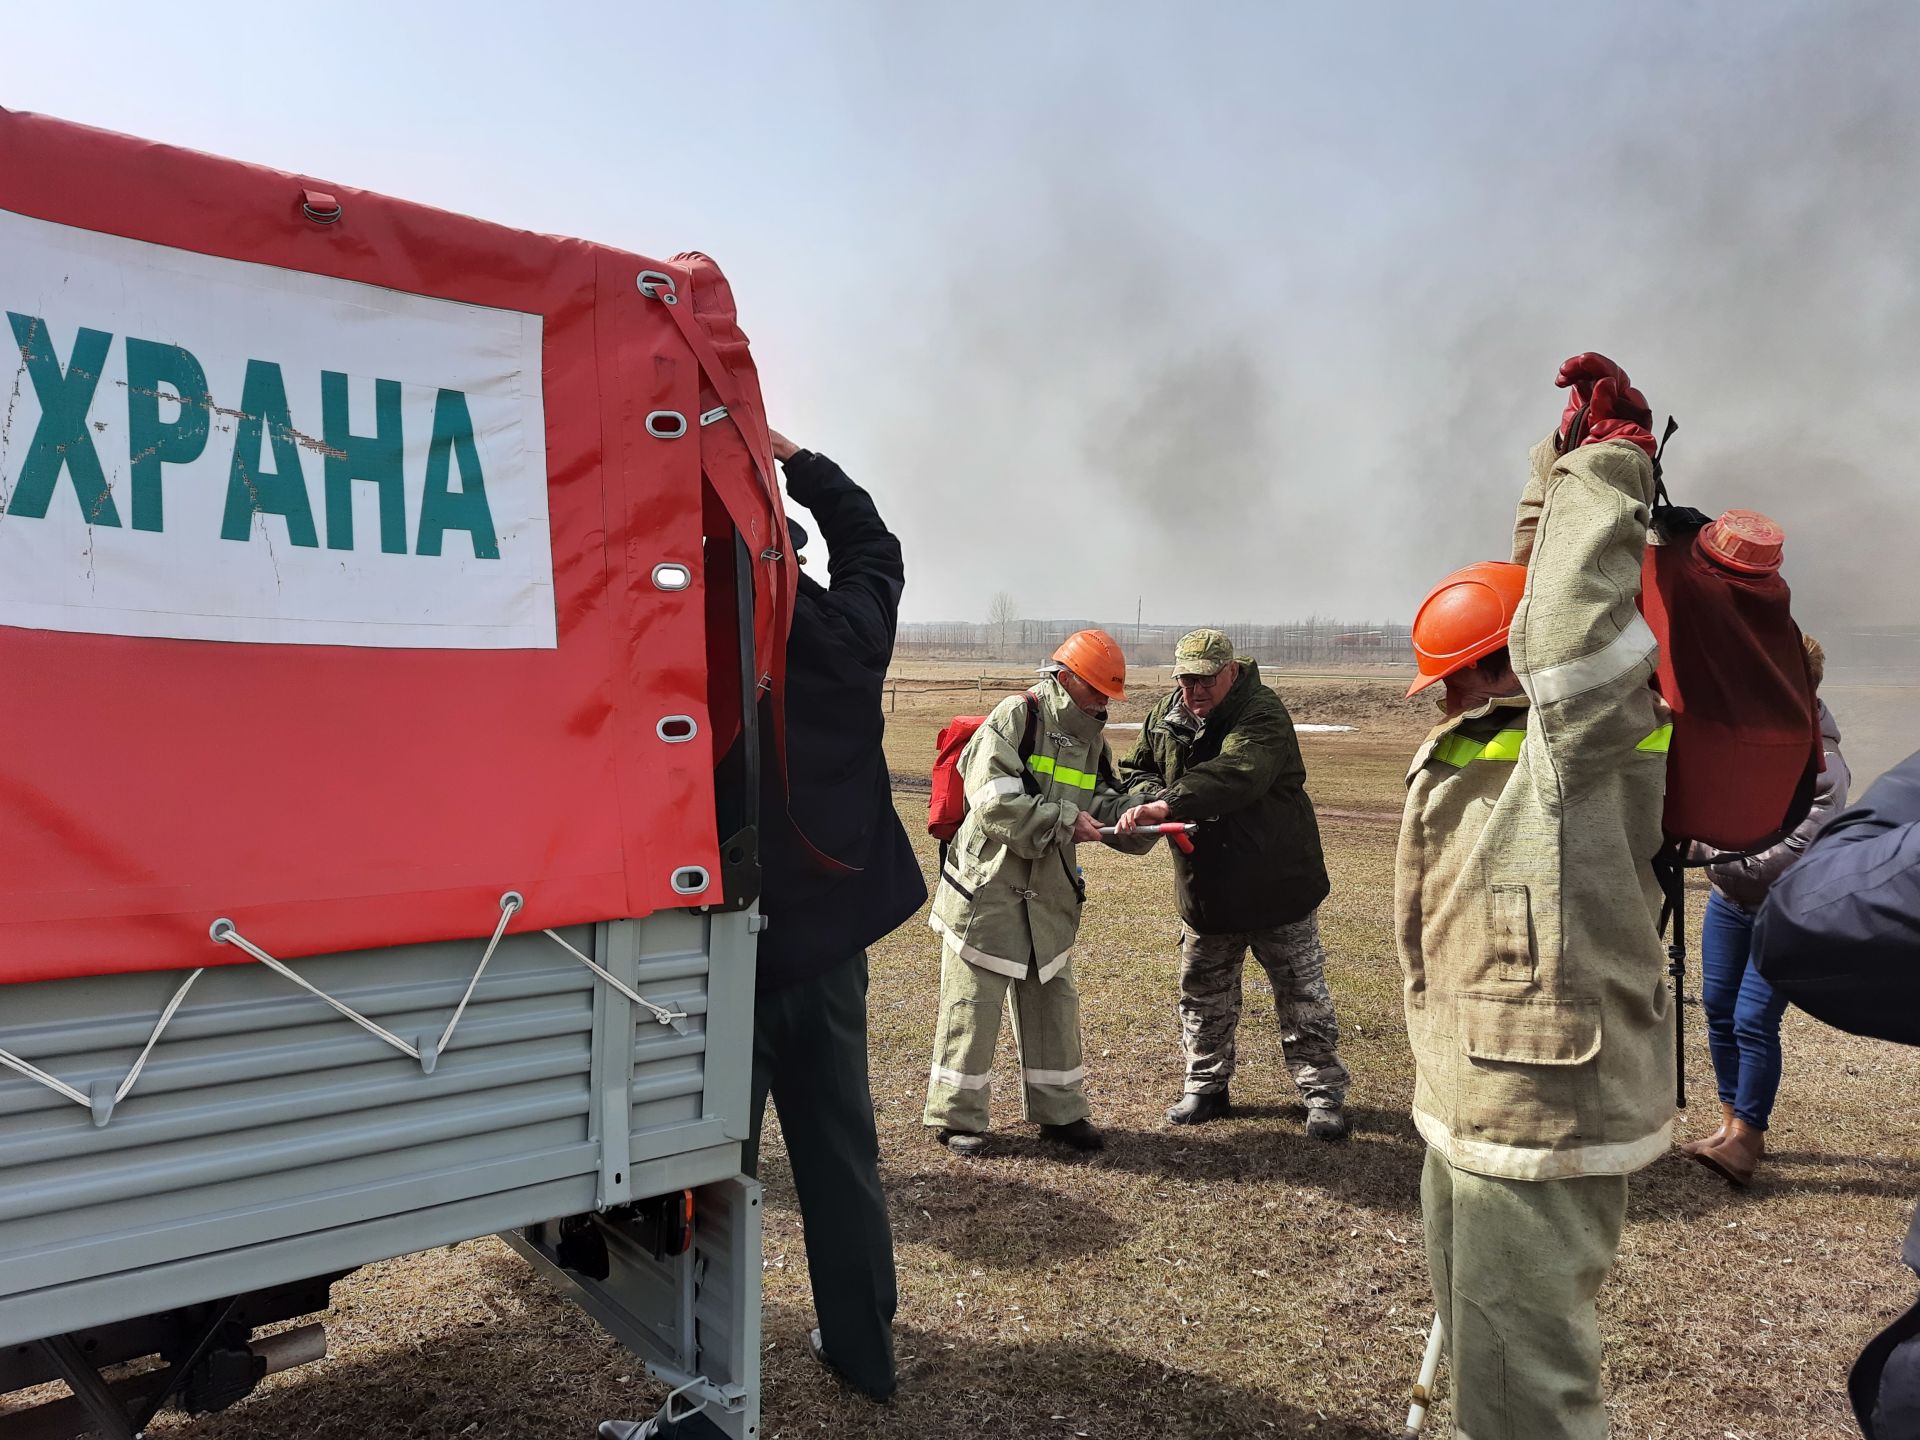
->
[11,1,1917,635]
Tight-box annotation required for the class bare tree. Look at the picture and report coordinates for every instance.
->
[987,591,1020,658]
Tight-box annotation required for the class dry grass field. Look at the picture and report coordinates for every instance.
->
[84,669,1920,1438]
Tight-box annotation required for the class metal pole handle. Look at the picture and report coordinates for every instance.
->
[1096,822,1198,854]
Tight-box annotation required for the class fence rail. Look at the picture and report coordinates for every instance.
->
[896,618,1414,668]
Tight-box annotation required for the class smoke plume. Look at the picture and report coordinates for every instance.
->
[844,2,1920,651]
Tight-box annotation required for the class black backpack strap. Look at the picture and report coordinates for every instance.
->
[1017,691,1043,796]
[1653,837,1689,1109]
[1018,690,1089,905]
[1652,415,1680,495]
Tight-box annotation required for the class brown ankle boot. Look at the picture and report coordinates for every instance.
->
[1692,1118,1765,1187]
[1680,1102,1736,1157]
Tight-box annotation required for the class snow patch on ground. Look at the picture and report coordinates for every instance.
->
[1104,721,1357,733]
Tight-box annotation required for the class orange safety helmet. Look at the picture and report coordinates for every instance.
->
[1051,628,1128,700]
[1406,561,1528,697]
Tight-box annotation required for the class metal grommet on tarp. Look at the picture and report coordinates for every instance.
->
[635,270,679,305]
[699,406,729,427]
[300,188,343,225]
[656,715,698,743]
[651,563,691,592]
[646,410,688,440]
[670,867,710,897]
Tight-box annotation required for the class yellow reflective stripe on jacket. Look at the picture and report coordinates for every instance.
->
[1434,725,1668,769]
[1432,729,1527,768]
[1027,754,1097,790]
[1481,729,1525,761]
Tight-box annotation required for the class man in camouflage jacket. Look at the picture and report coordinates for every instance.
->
[1116,630,1351,1138]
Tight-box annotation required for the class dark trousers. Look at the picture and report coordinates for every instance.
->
[746,950,898,1398]
[1700,890,1790,1130]
[648,951,897,1438]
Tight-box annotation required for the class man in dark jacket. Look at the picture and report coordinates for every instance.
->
[601,433,923,1440]
[1115,629,1351,1138]
[1755,748,1920,1439]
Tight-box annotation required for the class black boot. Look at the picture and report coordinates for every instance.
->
[936,1127,988,1157]
[811,1326,896,1402]
[1305,1103,1350,1141]
[1166,1088,1232,1126]
[1038,1118,1105,1151]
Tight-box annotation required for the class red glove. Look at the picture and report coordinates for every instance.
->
[1584,378,1657,455]
[1555,352,1655,456]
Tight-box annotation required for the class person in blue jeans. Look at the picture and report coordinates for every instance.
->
[1684,635,1849,1187]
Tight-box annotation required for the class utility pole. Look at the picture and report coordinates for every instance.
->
[1136,595,1142,650]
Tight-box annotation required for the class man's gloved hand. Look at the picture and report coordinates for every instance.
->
[1555,353,1656,456]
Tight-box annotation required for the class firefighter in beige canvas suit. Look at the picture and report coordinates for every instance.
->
[923,629,1154,1157]
[1398,353,1674,1439]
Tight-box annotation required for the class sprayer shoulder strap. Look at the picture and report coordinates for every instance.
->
[942,694,1044,875]
[1017,691,1043,794]
[1022,693,1098,905]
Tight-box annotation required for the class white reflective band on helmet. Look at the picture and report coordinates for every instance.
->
[969,774,1026,808]
[1521,613,1658,705]
[1022,1065,1086,1087]
[930,1064,993,1091]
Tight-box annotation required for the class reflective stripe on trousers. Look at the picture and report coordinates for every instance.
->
[924,944,1088,1131]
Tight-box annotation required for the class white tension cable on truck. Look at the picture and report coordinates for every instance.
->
[0,892,690,1128]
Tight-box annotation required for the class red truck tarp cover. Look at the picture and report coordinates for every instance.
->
[0,108,795,983]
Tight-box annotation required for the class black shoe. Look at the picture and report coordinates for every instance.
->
[1039,1118,1105,1151]
[597,1420,662,1440]
[936,1127,987,1157]
[1166,1089,1232,1126]
[1305,1104,1350,1141]
[810,1327,897,1402]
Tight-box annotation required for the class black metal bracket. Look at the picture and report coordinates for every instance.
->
[35,1334,138,1440]
[34,1295,248,1438]
[712,529,763,913]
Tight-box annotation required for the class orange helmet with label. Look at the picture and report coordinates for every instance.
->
[1051,628,1127,700]
[1407,561,1528,697]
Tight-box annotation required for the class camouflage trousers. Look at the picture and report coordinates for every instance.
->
[1177,908,1349,1105]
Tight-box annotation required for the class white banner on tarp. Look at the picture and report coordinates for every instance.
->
[0,208,555,649]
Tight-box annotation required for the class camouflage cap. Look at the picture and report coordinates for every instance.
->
[1172,628,1235,677]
